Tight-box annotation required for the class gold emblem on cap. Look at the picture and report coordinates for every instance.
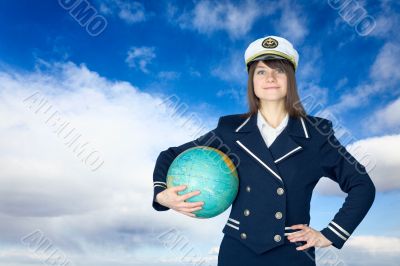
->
[262,37,278,49]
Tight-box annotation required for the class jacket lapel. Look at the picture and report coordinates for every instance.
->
[234,112,310,185]
[268,115,310,163]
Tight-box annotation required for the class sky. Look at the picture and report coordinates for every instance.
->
[0,0,399,265]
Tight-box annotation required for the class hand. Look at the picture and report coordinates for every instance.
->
[156,185,204,217]
[286,224,333,250]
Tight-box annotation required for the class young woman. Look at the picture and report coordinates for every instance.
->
[152,36,375,266]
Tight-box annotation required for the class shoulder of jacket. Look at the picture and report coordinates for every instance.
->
[304,114,334,137]
[305,115,332,126]
[217,113,249,130]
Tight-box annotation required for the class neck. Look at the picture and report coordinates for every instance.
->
[259,100,287,128]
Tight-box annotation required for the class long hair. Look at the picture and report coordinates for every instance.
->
[241,59,307,119]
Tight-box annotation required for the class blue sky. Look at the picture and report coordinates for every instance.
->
[1,0,399,138]
[0,0,399,265]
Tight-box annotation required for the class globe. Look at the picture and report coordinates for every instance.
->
[166,146,239,218]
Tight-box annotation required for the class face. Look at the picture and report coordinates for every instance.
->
[253,60,288,103]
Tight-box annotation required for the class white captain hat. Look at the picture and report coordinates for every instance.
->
[244,35,299,72]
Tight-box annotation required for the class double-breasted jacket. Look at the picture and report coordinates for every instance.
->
[152,112,375,255]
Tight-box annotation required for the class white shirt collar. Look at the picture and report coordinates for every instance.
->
[257,110,289,134]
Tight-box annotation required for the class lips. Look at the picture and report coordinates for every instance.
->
[263,87,279,89]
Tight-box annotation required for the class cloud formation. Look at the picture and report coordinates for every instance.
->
[125,46,156,73]
[98,0,149,24]
[0,60,398,265]
[165,0,263,39]
[0,61,229,265]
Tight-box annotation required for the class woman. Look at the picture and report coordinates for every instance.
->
[152,35,375,266]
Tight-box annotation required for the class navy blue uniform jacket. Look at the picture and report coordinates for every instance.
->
[151,113,376,255]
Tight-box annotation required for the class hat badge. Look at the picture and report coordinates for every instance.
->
[262,37,278,49]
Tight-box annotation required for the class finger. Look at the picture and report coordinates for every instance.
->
[177,210,196,217]
[288,233,302,242]
[179,190,201,201]
[179,201,205,208]
[290,229,315,242]
[287,229,310,239]
[296,241,314,251]
[290,235,308,243]
[290,224,308,230]
[171,185,187,192]
[287,231,304,240]
[179,206,203,213]
[177,210,194,217]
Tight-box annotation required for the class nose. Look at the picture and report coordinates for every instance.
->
[265,70,276,82]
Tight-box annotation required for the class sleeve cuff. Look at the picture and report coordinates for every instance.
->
[152,182,169,211]
[320,221,351,249]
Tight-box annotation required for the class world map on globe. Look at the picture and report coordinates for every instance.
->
[167,146,239,218]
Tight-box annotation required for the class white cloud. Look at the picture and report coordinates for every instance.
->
[370,13,397,38]
[157,71,181,80]
[322,2,400,116]
[0,61,229,265]
[347,235,400,254]
[335,77,349,90]
[296,45,323,83]
[211,50,247,83]
[275,0,309,43]
[98,0,149,24]
[164,0,308,42]
[369,0,400,39]
[329,41,400,114]
[353,135,400,192]
[314,134,400,195]
[211,50,248,107]
[299,83,330,108]
[165,0,264,39]
[364,97,400,134]
[216,87,247,107]
[125,46,156,73]
[188,68,201,78]
[370,42,400,84]
[316,235,400,265]
[0,59,398,265]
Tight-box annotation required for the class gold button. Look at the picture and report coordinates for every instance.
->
[277,187,284,195]
[275,211,282,219]
[244,209,250,216]
[240,233,247,240]
[274,234,281,242]
[246,186,251,192]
